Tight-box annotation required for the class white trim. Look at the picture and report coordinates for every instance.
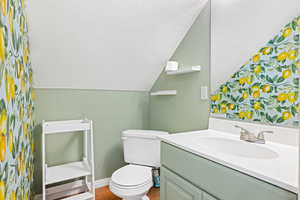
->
[34,178,110,200]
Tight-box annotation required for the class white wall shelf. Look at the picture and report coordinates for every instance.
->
[150,90,177,96]
[166,66,201,75]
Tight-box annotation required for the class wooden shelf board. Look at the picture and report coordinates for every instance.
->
[166,66,201,75]
[150,90,177,96]
[43,120,90,134]
[46,161,91,185]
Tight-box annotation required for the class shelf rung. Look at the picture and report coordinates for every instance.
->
[61,192,94,200]
[43,120,90,134]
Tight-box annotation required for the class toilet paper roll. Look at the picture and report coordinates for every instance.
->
[165,61,178,72]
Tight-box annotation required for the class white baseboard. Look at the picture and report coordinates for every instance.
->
[34,178,110,200]
[94,178,110,188]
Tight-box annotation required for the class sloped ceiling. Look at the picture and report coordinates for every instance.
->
[28,0,207,91]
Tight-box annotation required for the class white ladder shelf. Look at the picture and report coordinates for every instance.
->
[42,119,95,200]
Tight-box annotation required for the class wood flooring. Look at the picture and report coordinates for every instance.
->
[95,186,160,200]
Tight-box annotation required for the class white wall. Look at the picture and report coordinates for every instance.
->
[28,0,208,91]
[211,0,299,92]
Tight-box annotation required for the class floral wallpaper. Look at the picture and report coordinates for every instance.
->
[211,16,300,127]
[0,0,35,199]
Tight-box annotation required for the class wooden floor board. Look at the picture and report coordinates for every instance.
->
[95,186,160,200]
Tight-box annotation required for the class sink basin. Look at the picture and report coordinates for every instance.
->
[198,137,279,159]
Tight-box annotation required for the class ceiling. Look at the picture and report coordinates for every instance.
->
[28,0,208,91]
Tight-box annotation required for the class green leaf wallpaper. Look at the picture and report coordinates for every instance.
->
[211,16,300,127]
[0,0,35,199]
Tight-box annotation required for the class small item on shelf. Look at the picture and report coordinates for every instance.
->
[165,61,178,72]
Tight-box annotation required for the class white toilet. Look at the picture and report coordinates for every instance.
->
[109,130,169,200]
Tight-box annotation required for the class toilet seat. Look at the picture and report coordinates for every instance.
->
[111,164,152,187]
[109,165,153,199]
[110,179,153,199]
[110,178,153,191]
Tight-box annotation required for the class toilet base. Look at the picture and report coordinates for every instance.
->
[122,195,150,200]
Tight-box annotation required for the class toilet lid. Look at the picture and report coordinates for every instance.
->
[111,165,152,187]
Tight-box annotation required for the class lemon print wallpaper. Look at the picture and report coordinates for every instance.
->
[0,0,35,199]
[211,16,300,127]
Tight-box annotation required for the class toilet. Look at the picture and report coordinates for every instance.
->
[109,130,169,200]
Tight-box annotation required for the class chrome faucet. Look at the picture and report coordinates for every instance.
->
[234,125,273,144]
[256,130,274,144]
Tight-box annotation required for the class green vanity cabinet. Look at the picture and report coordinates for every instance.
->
[160,142,297,200]
[161,166,217,200]
[161,167,203,200]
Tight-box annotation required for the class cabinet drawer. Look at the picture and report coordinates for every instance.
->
[161,142,297,200]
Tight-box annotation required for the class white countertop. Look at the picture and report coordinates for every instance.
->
[159,129,299,193]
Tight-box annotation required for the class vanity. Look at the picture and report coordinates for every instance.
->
[159,129,298,200]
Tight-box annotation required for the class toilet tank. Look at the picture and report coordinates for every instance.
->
[122,130,169,168]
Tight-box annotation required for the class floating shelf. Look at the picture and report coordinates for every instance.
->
[166,66,201,75]
[150,90,177,96]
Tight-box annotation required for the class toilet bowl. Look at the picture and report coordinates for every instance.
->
[109,165,153,200]
[109,130,169,200]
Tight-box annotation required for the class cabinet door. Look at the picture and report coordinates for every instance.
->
[203,192,218,200]
[161,167,202,200]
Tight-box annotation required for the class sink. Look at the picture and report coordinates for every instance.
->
[198,137,279,159]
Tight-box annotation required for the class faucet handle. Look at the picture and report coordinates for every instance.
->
[257,130,274,142]
[234,125,250,141]
[234,125,248,132]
